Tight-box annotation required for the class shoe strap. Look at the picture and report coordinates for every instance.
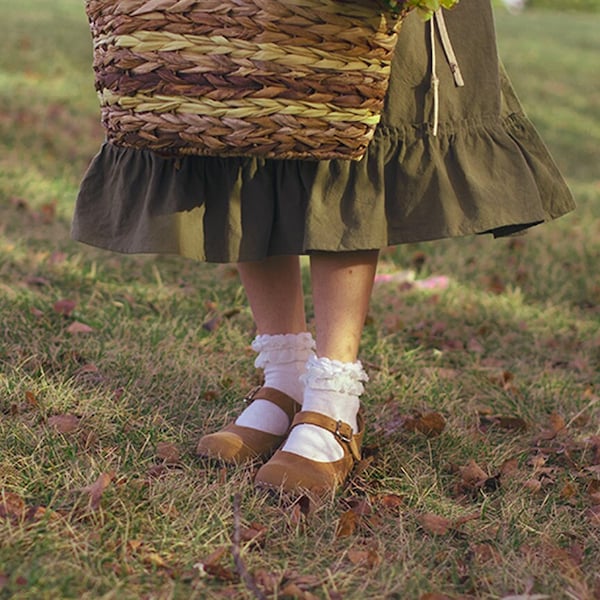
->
[243,386,300,422]
[290,411,362,462]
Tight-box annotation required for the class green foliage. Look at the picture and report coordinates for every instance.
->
[527,0,600,11]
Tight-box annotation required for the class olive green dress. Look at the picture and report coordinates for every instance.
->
[72,0,575,263]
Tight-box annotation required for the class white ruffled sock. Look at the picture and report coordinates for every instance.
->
[280,356,368,462]
[235,333,316,435]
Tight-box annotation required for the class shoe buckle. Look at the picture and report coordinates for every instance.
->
[335,420,352,444]
[243,386,261,404]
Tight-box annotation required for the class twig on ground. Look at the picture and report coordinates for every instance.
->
[231,493,267,600]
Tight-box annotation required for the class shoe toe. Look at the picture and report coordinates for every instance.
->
[196,431,249,462]
[254,451,345,494]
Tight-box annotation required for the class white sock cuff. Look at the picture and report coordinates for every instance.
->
[252,332,316,368]
[301,355,368,396]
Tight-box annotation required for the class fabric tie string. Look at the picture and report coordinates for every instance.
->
[429,8,465,136]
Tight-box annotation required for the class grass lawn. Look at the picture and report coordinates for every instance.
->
[1,2,599,598]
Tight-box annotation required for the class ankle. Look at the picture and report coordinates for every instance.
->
[300,356,368,432]
[252,332,316,404]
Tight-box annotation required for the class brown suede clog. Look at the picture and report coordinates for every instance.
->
[254,410,364,494]
[195,387,300,464]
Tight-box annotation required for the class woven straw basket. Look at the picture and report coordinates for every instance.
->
[87,0,406,160]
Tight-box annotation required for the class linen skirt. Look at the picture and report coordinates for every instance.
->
[72,0,575,263]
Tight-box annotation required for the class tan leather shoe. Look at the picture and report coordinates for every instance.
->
[254,411,364,494]
[195,387,300,464]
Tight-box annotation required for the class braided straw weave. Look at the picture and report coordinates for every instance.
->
[87,0,406,160]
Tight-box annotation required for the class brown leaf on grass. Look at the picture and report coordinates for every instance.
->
[146,464,169,479]
[418,513,451,535]
[560,482,578,501]
[143,552,169,569]
[347,497,371,516]
[0,492,25,520]
[202,315,221,332]
[524,479,542,493]
[336,509,358,537]
[24,391,38,408]
[459,460,488,486]
[39,201,56,224]
[73,363,102,380]
[347,547,381,569]
[486,273,506,294]
[535,412,567,442]
[0,573,8,590]
[23,505,59,523]
[67,321,94,334]
[82,472,113,510]
[240,522,267,547]
[488,370,516,390]
[480,414,528,431]
[202,308,241,332]
[584,435,600,465]
[589,487,600,506]
[253,569,280,595]
[420,594,454,600]
[404,411,446,437]
[289,495,312,527]
[47,414,80,434]
[156,441,180,464]
[280,583,318,599]
[585,505,600,525]
[352,454,374,479]
[470,542,501,565]
[500,458,520,477]
[196,546,238,582]
[452,511,481,527]
[53,299,76,316]
[376,493,404,510]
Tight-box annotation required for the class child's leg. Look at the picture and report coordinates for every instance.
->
[237,254,306,335]
[196,255,314,462]
[255,250,378,491]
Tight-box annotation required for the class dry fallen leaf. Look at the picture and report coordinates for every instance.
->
[47,414,81,434]
[24,391,38,408]
[143,552,169,569]
[418,513,451,535]
[484,415,528,431]
[336,509,358,537]
[0,492,26,520]
[156,441,180,464]
[500,458,520,477]
[404,412,446,437]
[585,505,600,525]
[377,493,404,510]
[67,321,94,334]
[289,495,312,527]
[459,460,488,486]
[82,472,113,510]
[240,522,267,547]
[195,546,237,582]
[53,299,76,316]
[347,547,380,569]
[535,412,567,442]
[280,583,308,599]
[524,479,542,493]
